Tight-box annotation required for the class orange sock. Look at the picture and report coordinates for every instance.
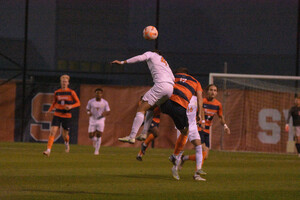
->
[173,134,188,155]
[64,135,69,143]
[47,135,55,150]
[138,150,143,156]
[189,154,196,161]
[144,134,155,146]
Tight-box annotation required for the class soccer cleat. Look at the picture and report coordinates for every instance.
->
[178,155,185,171]
[171,166,180,180]
[65,143,70,153]
[140,143,147,155]
[136,133,147,141]
[136,155,143,161]
[195,169,207,176]
[94,151,99,155]
[193,174,206,181]
[169,154,176,165]
[43,150,50,157]
[169,154,181,167]
[118,136,135,144]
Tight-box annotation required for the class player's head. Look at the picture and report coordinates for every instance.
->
[206,84,218,99]
[60,74,70,89]
[295,95,300,106]
[95,88,103,99]
[174,67,189,74]
[152,49,162,55]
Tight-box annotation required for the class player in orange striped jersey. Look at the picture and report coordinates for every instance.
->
[136,106,160,161]
[160,67,205,180]
[43,75,81,157]
[180,84,230,167]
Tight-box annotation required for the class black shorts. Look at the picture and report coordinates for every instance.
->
[160,100,188,130]
[52,116,71,131]
[199,130,210,147]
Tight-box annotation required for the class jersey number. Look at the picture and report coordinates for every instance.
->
[161,57,168,66]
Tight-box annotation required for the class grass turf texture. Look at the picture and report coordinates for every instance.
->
[0,142,299,200]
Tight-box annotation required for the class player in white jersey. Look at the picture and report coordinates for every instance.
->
[111,50,175,144]
[172,96,206,181]
[86,88,110,155]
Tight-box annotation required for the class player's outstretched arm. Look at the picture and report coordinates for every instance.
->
[111,60,127,65]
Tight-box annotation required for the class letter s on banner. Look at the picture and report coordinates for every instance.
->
[258,108,281,144]
[30,93,55,142]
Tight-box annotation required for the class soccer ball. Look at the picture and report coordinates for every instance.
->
[143,26,158,40]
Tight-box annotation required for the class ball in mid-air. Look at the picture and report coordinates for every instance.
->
[143,26,158,40]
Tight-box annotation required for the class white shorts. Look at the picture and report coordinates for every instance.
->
[142,82,174,106]
[187,123,200,142]
[176,123,200,142]
[294,126,300,137]
[88,118,105,133]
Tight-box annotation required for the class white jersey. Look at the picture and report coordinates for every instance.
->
[86,98,110,124]
[126,51,175,84]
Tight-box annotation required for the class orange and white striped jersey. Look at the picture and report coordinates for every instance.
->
[170,73,202,109]
[48,88,80,118]
[198,98,223,134]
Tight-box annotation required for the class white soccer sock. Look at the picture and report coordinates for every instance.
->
[95,137,101,152]
[129,112,145,138]
[142,110,153,134]
[195,145,203,170]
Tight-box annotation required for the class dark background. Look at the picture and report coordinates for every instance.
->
[0,0,299,86]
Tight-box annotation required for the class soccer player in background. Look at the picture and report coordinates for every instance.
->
[159,67,205,180]
[136,106,160,161]
[86,88,110,155]
[285,96,300,157]
[43,75,80,157]
[111,50,174,144]
[180,84,230,167]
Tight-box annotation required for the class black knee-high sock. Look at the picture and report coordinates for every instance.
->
[296,143,300,153]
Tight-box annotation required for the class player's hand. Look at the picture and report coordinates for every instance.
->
[65,105,72,110]
[285,124,289,132]
[200,120,205,129]
[111,60,124,65]
[45,111,50,117]
[225,127,231,135]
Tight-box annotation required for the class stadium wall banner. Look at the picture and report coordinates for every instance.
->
[210,90,294,153]
[1,83,295,153]
[14,83,80,144]
[0,83,16,142]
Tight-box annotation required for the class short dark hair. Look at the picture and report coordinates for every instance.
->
[206,84,218,91]
[152,49,162,55]
[95,88,103,93]
[174,67,189,74]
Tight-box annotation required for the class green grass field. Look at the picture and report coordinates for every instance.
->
[0,142,299,200]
